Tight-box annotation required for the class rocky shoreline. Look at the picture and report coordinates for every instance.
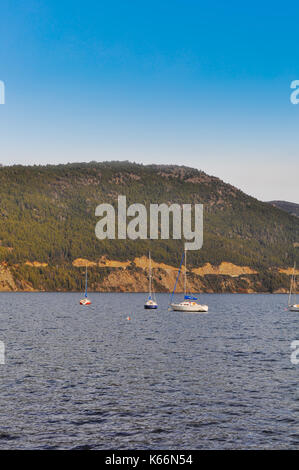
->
[0,258,295,294]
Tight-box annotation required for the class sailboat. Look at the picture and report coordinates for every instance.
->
[144,252,158,309]
[288,263,299,312]
[80,264,91,305]
[170,249,208,312]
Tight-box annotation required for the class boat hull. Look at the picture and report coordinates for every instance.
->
[289,305,299,312]
[170,302,208,312]
[80,299,91,305]
[144,304,158,309]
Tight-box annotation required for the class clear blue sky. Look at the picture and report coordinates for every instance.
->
[0,0,298,201]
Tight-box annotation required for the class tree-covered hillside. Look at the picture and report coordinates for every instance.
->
[268,201,299,218]
[0,161,298,275]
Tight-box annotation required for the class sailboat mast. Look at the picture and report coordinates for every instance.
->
[85,264,88,297]
[149,251,152,297]
[294,262,297,304]
[289,262,296,306]
[184,248,187,296]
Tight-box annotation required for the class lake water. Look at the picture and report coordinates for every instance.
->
[0,292,298,449]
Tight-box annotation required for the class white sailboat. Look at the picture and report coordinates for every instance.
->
[170,249,208,313]
[288,263,299,312]
[144,251,158,309]
[80,264,91,305]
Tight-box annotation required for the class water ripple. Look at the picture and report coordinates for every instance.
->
[0,292,297,449]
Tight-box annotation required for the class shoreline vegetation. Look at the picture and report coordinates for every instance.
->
[0,161,298,293]
[0,257,297,293]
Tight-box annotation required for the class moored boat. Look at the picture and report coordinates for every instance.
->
[171,299,208,312]
[80,264,91,305]
[144,252,158,309]
[288,263,299,312]
[170,249,208,313]
[144,298,158,309]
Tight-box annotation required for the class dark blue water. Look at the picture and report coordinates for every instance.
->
[0,292,298,449]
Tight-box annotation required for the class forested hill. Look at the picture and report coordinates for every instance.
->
[0,161,298,292]
[268,201,299,218]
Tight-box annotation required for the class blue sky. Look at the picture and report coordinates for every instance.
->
[0,0,299,201]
